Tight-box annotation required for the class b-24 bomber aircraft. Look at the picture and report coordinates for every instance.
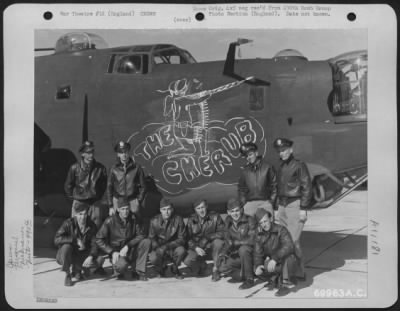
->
[34,32,367,240]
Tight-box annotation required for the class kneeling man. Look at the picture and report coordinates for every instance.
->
[183,199,225,281]
[148,198,187,279]
[96,197,151,280]
[218,198,257,290]
[54,201,104,286]
[253,208,295,297]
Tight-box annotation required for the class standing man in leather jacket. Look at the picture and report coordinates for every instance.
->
[148,198,187,279]
[64,141,108,228]
[238,142,277,218]
[273,138,312,282]
[96,197,151,281]
[183,199,225,281]
[107,141,147,218]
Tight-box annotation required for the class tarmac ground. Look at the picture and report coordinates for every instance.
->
[33,190,367,301]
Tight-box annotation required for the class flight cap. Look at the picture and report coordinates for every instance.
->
[160,197,172,209]
[74,201,90,213]
[254,208,272,223]
[117,197,130,208]
[227,198,242,211]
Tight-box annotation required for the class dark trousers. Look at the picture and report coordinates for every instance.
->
[218,245,254,280]
[183,239,224,270]
[56,244,101,274]
[149,246,186,270]
[113,238,151,274]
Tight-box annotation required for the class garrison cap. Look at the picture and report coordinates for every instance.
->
[160,197,172,209]
[117,197,129,208]
[254,208,272,223]
[114,141,131,153]
[239,142,258,157]
[74,201,90,213]
[227,197,243,210]
[79,141,95,153]
[273,138,293,151]
[193,199,207,209]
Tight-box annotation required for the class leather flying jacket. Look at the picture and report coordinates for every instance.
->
[107,157,147,206]
[186,211,225,250]
[238,156,277,205]
[253,223,294,268]
[221,214,257,255]
[64,159,107,204]
[96,213,145,255]
[54,217,98,256]
[148,214,186,251]
[277,155,312,208]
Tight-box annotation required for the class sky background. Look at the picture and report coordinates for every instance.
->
[35,29,367,61]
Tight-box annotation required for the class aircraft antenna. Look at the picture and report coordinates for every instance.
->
[82,94,89,142]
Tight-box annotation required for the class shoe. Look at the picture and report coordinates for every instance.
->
[170,265,184,280]
[282,279,296,289]
[131,271,139,279]
[155,265,167,278]
[197,262,208,277]
[275,286,290,297]
[93,267,107,276]
[211,271,221,282]
[239,278,255,290]
[64,274,73,287]
[296,273,307,282]
[265,278,278,291]
[72,271,83,281]
[134,271,149,281]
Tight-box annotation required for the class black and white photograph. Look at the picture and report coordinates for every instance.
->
[4,3,397,308]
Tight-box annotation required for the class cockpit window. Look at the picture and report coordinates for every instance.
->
[117,55,142,74]
[329,51,367,118]
[153,48,196,65]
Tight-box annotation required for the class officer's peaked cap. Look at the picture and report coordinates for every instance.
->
[114,141,131,153]
[239,142,258,156]
[79,141,95,153]
[273,138,293,150]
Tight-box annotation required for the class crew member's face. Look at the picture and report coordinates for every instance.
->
[228,206,243,222]
[259,214,272,232]
[194,201,207,218]
[117,151,129,163]
[160,205,173,220]
[246,151,258,164]
[279,147,293,161]
[82,151,94,164]
[75,210,88,226]
[117,205,130,220]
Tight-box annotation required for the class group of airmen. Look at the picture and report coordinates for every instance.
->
[54,137,312,297]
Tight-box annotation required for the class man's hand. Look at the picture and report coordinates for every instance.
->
[255,265,265,276]
[266,259,277,273]
[299,210,308,222]
[112,251,120,265]
[82,255,94,268]
[109,207,115,216]
[195,247,206,257]
[119,245,129,258]
[156,246,166,257]
[77,238,85,251]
